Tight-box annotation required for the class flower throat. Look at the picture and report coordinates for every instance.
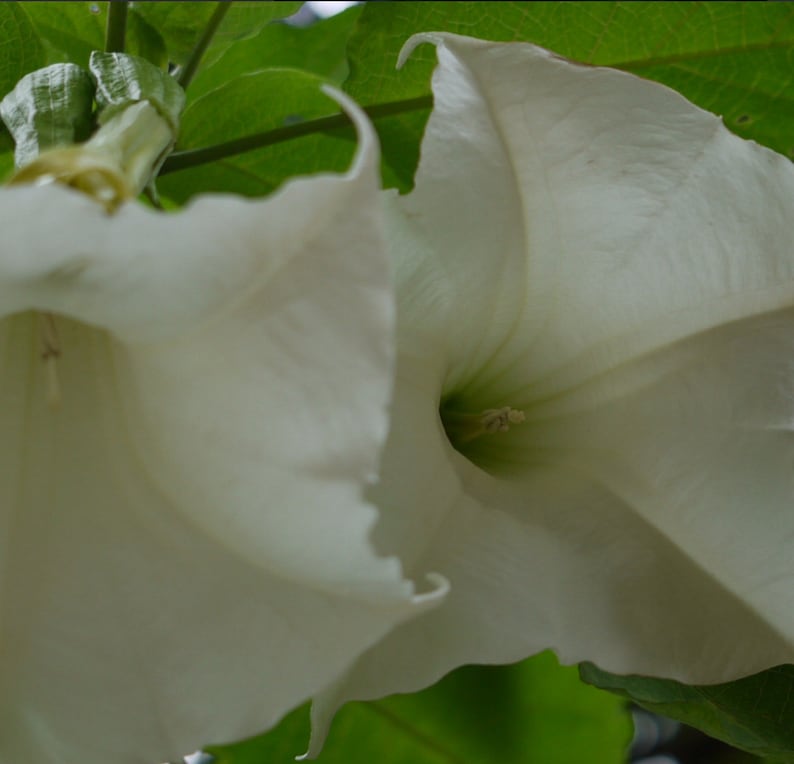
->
[441,402,526,453]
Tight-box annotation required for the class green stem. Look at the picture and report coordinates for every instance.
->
[105,1,128,53]
[177,2,233,90]
[159,94,433,175]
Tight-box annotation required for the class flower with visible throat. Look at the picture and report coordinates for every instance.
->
[0,75,443,764]
[308,34,794,749]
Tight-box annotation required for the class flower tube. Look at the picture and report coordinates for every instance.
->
[0,88,443,764]
[309,33,794,752]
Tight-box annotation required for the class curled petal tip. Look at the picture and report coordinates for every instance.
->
[320,84,378,176]
[415,572,450,605]
[397,32,443,69]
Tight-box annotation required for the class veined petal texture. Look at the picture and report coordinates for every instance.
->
[0,92,442,764]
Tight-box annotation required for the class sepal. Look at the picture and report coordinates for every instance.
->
[89,51,184,133]
[0,63,94,169]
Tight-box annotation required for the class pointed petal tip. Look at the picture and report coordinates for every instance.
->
[414,571,450,605]
[319,84,378,177]
[297,573,449,761]
[397,32,443,69]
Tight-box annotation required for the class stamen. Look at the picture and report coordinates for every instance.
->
[442,405,526,445]
[39,312,61,408]
[481,407,526,433]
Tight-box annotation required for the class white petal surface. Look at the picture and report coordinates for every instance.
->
[310,35,794,744]
[0,95,442,764]
[313,313,794,736]
[392,34,794,399]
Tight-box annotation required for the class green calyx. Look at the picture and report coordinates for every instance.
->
[0,63,95,169]
[2,53,185,210]
[89,51,185,133]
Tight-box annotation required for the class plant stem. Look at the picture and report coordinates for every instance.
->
[160,94,433,175]
[177,2,233,90]
[105,1,128,53]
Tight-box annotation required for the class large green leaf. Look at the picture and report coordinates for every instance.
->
[19,2,104,69]
[207,652,631,764]
[130,1,301,68]
[0,2,46,158]
[158,68,355,203]
[581,662,794,763]
[0,3,45,98]
[345,1,794,190]
[19,2,167,70]
[188,6,362,102]
[0,144,14,180]
[18,1,298,79]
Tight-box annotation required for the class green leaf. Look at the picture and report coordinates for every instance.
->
[0,3,46,98]
[345,1,794,191]
[158,68,355,204]
[127,2,211,64]
[0,129,13,158]
[0,2,47,155]
[20,2,167,70]
[23,2,296,74]
[130,1,301,69]
[0,146,13,180]
[188,6,363,101]
[580,662,794,762]
[20,2,104,69]
[126,10,168,69]
[207,652,631,764]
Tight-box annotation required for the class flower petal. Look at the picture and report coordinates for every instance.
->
[391,33,794,400]
[316,314,794,722]
[0,92,443,763]
[308,35,794,750]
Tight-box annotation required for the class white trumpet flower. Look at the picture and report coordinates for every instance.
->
[0,91,444,764]
[309,34,794,751]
